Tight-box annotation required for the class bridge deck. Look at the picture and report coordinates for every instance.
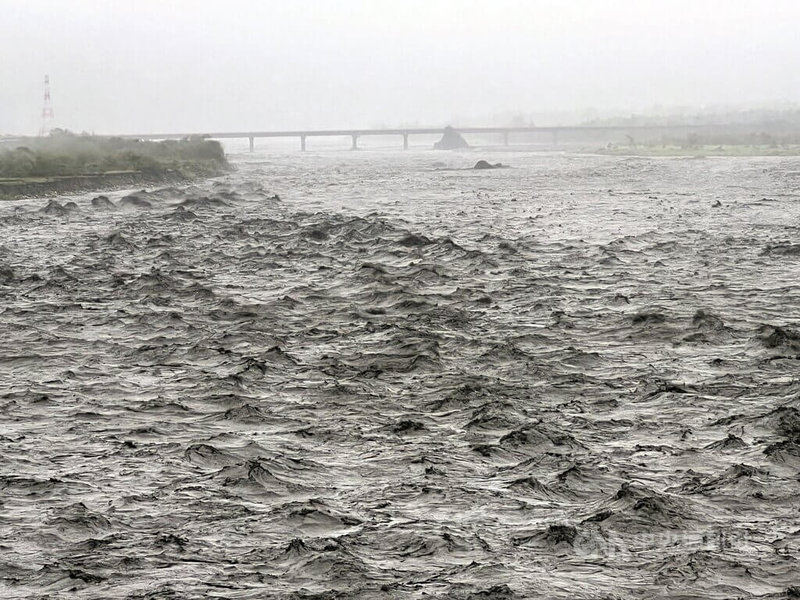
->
[119,124,714,141]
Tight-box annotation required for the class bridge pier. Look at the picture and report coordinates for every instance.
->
[351,134,359,150]
[402,133,409,150]
[300,135,306,151]
[248,136,254,153]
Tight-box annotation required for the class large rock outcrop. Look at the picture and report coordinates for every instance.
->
[434,126,469,150]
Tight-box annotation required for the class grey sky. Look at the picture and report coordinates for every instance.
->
[1,0,798,134]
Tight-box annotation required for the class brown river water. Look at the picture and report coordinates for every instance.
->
[1,148,800,599]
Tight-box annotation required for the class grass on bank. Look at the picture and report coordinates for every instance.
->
[593,144,800,157]
[0,129,229,182]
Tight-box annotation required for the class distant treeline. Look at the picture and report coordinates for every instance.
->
[0,130,228,179]
[580,107,800,129]
[577,108,800,148]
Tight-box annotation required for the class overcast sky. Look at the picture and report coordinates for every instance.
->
[1,0,799,134]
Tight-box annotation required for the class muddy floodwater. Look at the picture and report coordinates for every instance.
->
[2,149,800,599]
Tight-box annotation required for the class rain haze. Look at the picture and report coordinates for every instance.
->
[2,0,800,134]
[5,3,800,600]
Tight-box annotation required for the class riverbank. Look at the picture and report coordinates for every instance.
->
[0,170,222,200]
[591,144,800,157]
[0,131,230,200]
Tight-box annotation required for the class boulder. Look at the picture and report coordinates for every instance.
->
[474,160,504,169]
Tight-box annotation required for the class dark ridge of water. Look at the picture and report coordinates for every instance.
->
[1,152,800,599]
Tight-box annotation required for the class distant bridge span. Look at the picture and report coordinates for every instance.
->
[119,124,732,152]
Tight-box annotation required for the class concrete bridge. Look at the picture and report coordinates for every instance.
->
[117,124,735,152]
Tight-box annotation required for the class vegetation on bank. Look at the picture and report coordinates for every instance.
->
[579,106,800,129]
[593,143,800,157]
[0,130,229,181]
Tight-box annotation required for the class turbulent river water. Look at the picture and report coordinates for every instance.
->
[1,149,800,599]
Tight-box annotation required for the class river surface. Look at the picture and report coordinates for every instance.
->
[1,149,800,599]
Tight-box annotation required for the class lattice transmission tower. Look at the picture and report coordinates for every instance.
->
[39,75,54,136]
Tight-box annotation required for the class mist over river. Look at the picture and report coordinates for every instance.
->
[2,148,800,599]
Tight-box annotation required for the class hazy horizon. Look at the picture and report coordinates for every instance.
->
[2,0,799,135]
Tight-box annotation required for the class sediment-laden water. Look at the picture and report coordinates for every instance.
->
[1,150,800,599]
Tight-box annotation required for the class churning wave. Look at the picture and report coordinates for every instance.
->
[1,151,800,599]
